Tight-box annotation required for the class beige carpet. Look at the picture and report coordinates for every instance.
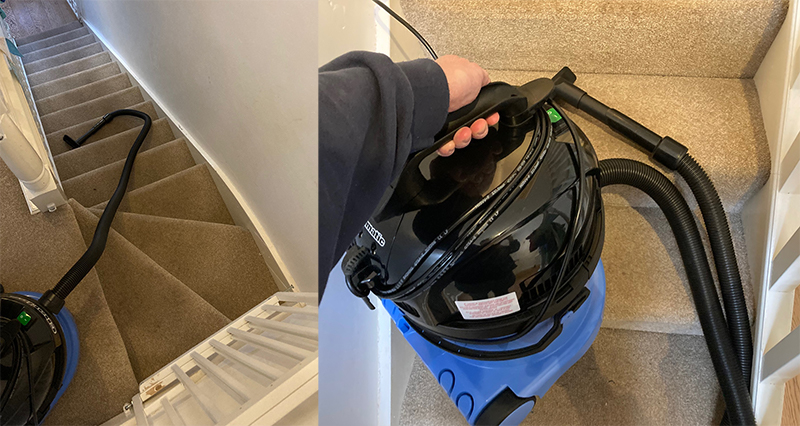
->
[1,21,279,424]
[396,0,783,424]
[398,0,788,78]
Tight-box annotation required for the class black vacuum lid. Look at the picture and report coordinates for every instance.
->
[343,79,604,346]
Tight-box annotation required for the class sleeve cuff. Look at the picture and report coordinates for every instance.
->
[397,58,450,152]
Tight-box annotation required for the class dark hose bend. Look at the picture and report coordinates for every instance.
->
[45,110,152,310]
[677,155,753,386]
[597,159,754,426]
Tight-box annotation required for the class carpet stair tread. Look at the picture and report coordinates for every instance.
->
[41,86,144,134]
[27,51,112,87]
[46,100,158,155]
[24,41,104,74]
[601,204,753,336]
[86,209,279,319]
[400,328,720,426]
[63,138,196,207]
[18,26,89,54]
[32,62,122,100]
[15,20,82,46]
[398,0,788,78]
[91,164,235,225]
[36,72,132,116]
[23,33,95,63]
[70,200,231,381]
[54,118,175,180]
[489,69,770,212]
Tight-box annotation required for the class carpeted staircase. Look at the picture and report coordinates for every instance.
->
[1,21,279,424]
[395,1,789,425]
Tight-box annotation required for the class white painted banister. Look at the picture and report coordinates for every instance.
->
[771,227,800,292]
[0,23,67,214]
[749,0,800,423]
[102,292,318,426]
[779,131,800,193]
[763,327,800,382]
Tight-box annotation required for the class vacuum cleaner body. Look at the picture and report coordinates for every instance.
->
[383,260,605,425]
[344,78,604,344]
[344,66,756,425]
[343,78,607,423]
[0,292,79,425]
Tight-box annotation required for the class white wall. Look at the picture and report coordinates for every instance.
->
[76,0,318,292]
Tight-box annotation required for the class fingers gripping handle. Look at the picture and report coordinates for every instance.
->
[432,82,528,151]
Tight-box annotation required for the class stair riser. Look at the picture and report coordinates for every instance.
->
[23,34,96,63]
[47,101,159,156]
[24,43,104,74]
[63,139,196,207]
[399,0,788,78]
[54,119,176,180]
[41,87,144,134]
[15,21,83,46]
[18,27,90,54]
[32,62,122,100]
[28,52,111,86]
[37,73,132,116]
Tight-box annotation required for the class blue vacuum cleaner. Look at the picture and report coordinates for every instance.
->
[1,110,151,425]
[383,261,605,425]
[342,7,756,423]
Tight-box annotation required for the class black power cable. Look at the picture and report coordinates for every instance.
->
[370,0,437,59]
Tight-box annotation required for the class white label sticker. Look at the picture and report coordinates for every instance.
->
[455,293,521,320]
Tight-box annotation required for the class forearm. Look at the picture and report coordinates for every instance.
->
[318,51,449,296]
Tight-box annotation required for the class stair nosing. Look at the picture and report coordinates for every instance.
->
[87,207,247,233]
[36,73,132,110]
[90,163,209,210]
[28,51,111,81]
[53,117,171,160]
[46,100,157,149]
[31,62,121,97]
[41,86,144,133]
[18,27,90,53]
[62,138,189,187]
[16,21,83,46]
[24,42,104,70]
[24,34,96,61]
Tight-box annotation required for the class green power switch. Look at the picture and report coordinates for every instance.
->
[17,311,31,326]
[546,108,563,123]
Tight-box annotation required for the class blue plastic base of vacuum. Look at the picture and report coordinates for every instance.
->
[18,291,80,419]
[383,260,606,426]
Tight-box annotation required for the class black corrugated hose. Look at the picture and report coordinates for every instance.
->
[676,155,753,387]
[40,110,152,314]
[597,158,755,426]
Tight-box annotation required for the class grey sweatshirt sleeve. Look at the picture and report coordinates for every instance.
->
[318,51,449,297]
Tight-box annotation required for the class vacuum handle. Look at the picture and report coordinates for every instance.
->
[432,82,527,152]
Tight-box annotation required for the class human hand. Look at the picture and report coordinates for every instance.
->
[434,55,498,157]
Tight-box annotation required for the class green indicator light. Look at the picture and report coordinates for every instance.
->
[17,311,31,326]
[547,108,563,123]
